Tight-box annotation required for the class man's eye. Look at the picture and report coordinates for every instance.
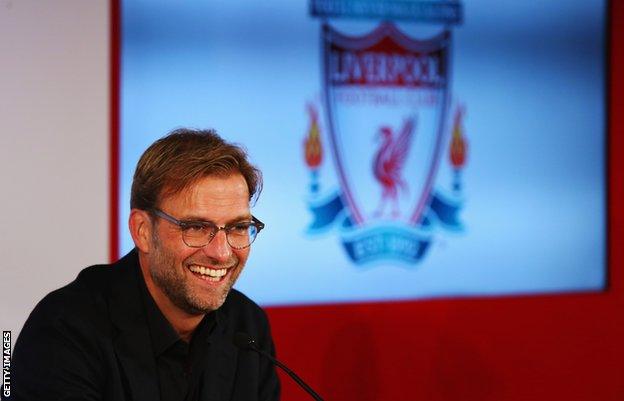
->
[183,223,209,234]
[230,223,251,235]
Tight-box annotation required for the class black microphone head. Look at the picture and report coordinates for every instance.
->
[233,332,256,350]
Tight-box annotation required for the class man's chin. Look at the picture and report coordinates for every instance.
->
[182,288,231,314]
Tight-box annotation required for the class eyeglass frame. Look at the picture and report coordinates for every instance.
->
[149,208,265,250]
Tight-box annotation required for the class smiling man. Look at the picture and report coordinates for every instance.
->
[8,129,280,401]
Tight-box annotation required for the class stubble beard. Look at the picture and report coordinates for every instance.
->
[148,232,240,315]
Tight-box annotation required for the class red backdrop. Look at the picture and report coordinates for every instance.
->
[110,2,623,400]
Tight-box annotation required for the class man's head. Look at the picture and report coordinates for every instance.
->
[129,129,263,316]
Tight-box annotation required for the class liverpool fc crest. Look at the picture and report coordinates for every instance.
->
[304,2,467,266]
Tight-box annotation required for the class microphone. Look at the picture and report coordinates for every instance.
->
[233,332,325,401]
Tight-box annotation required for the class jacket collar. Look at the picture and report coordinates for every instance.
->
[108,250,161,401]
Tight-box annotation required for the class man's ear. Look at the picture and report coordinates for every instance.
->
[129,209,153,253]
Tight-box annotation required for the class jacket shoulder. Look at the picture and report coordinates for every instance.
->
[20,263,115,335]
[29,250,138,325]
[10,264,121,400]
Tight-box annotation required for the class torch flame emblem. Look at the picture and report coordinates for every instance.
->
[303,103,323,193]
[448,105,468,192]
[304,103,323,169]
[449,105,467,169]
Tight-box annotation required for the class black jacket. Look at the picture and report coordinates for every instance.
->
[7,251,280,401]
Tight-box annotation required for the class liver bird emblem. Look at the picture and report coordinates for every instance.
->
[373,117,417,218]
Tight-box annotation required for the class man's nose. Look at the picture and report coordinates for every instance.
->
[202,229,232,262]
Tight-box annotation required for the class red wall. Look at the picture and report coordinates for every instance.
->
[266,3,624,400]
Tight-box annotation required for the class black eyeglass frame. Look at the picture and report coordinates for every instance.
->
[149,208,265,250]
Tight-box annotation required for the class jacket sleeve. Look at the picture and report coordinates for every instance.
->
[7,292,104,401]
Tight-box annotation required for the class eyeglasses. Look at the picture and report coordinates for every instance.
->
[150,209,265,250]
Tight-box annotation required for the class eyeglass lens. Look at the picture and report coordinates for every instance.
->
[182,223,258,249]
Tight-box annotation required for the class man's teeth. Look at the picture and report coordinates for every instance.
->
[188,265,227,281]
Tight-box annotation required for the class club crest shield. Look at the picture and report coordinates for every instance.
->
[323,23,450,227]
[303,21,467,267]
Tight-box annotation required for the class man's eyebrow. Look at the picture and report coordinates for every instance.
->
[179,214,252,225]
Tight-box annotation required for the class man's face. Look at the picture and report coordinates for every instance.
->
[145,173,251,314]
